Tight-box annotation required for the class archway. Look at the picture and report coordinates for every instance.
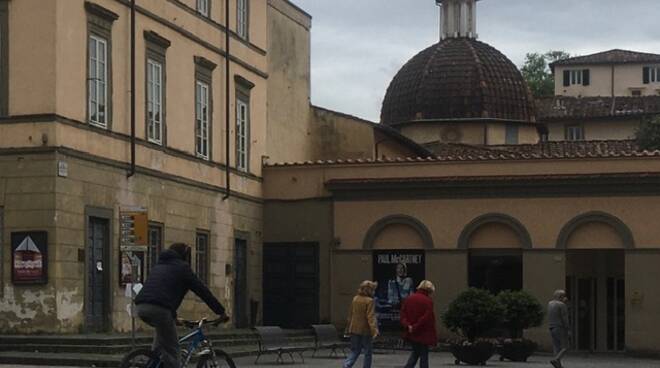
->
[459,213,531,294]
[557,212,633,352]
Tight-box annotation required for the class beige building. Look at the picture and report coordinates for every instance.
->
[262,0,660,355]
[539,50,660,142]
[0,0,270,333]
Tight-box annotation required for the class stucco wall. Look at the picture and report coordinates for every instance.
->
[546,118,640,141]
[626,250,660,354]
[555,64,660,97]
[266,0,313,164]
[0,152,263,333]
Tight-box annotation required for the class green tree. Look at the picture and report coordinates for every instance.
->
[635,115,660,150]
[496,290,544,339]
[521,50,570,98]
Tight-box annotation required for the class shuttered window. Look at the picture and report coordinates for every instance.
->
[563,69,590,86]
[644,66,660,84]
[195,231,210,285]
[566,125,585,141]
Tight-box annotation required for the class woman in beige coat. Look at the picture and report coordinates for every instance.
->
[343,280,379,368]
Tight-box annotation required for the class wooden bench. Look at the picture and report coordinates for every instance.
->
[311,324,349,358]
[253,326,307,364]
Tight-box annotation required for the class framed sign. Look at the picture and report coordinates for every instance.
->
[373,250,425,329]
[11,231,48,285]
[119,251,145,287]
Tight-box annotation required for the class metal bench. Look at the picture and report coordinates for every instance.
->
[311,324,349,358]
[253,326,306,364]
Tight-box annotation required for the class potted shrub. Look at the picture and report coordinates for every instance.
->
[496,290,544,362]
[442,288,504,365]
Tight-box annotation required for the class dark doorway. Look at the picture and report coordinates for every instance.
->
[234,238,249,328]
[86,216,110,332]
[263,243,319,328]
[468,250,522,294]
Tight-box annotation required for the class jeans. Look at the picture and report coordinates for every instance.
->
[137,303,180,368]
[342,335,373,368]
[404,342,429,368]
[550,327,569,362]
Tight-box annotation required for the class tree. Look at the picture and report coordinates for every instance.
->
[635,115,660,150]
[521,50,571,98]
[442,288,504,342]
[496,290,544,339]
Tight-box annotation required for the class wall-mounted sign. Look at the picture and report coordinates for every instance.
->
[120,207,148,247]
[373,250,425,329]
[119,252,145,287]
[11,231,48,285]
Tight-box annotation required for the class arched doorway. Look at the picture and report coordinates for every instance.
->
[363,215,432,330]
[557,211,633,352]
[459,214,531,295]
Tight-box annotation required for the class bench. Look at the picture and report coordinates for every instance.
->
[311,324,349,358]
[253,326,307,364]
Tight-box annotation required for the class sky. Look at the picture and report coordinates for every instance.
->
[288,0,660,122]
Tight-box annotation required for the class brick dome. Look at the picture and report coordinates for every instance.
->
[380,38,536,126]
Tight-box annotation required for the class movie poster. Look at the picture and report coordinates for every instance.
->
[11,231,48,285]
[119,251,145,287]
[372,250,425,329]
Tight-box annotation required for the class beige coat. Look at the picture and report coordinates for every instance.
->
[345,295,378,337]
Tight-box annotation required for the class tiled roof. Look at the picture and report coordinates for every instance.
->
[550,49,660,70]
[536,96,660,121]
[266,140,660,167]
[381,38,536,126]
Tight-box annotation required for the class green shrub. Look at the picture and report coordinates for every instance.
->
[635,115,660,151]
[496,290,544,339]
[442,288,504,342]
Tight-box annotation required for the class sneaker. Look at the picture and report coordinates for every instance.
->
[550,359,562,368]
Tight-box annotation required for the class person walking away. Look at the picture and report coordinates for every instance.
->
[400,280,437,368]
[548,290,570,368]
[343,280,379,368]
[135,243,228,368]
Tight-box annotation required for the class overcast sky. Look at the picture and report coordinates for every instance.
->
[288,0,660,122]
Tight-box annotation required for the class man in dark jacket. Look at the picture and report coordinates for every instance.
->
[135,243,227,368]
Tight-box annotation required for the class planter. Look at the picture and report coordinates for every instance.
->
[498,339,537,362]
[449,341,495,365]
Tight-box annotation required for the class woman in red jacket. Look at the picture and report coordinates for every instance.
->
[400,280,437,368]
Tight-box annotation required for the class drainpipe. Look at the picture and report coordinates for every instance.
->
[127,0,136,178]
[222,0,231,200]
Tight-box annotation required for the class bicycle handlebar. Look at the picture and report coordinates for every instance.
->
[179,315,230,329]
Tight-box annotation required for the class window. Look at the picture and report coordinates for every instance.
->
[235,75,254,172]
[196,81,210,159]
[237,0,249,40]
[563,69,590,87]
[88,35,108,127]
[86,3,118,128]
[505,124,518,145]
[195,231,209,285]
[236,96,249,171]
[0,1,8,116]
[566,124,585,141]
[147,223,163,271]
[197,0,209,17]
[643,66,660,84]
[194,57,216,160]
[631,90,642,97]
[145,31,170,145]
[147,60,163,143]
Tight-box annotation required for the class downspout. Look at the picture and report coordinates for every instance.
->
[127,0,136,178]
[222,0,231,200]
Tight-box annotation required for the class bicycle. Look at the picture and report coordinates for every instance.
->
[119,317,236,368]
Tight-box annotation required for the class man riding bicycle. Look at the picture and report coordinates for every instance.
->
[135,242,228,368]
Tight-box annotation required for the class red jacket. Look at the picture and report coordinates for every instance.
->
[400,290,438,346]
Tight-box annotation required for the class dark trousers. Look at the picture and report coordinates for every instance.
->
[137,303,180,368]
[404,342,429,368]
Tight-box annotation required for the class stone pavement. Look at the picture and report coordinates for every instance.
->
[5,351,659,368]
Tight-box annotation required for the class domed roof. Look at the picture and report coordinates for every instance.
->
[380,38,536,126]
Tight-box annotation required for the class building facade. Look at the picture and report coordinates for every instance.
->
[0,0,269,333]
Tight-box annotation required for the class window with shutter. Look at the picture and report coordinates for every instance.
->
[563,70,570,87]
[643,67,650,84]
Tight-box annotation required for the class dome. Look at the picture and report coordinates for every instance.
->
[380,38,536,126]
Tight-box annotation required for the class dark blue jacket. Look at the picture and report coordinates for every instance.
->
[135,249,225,317]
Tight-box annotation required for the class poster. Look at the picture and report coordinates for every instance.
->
[119,251,145,286]
[11,231,48,285]
[373,250,425,329]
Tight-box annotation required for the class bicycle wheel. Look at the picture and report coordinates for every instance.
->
[196,350,236,368]
[120,348,159,368]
